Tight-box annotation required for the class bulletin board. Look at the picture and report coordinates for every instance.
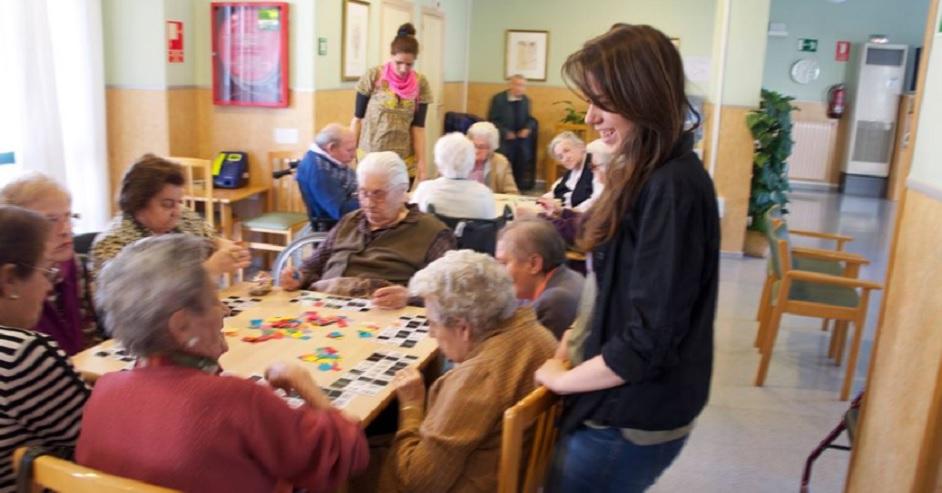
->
[211,2,289,107]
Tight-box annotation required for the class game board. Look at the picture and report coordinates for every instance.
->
[330,350,420,396]
[91,344,135,368]
[222,295,263,317]
[375,315,430,348]
[247,374,355,409]
[289,291,373,312]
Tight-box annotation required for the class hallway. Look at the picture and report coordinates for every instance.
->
[652,190,895,492]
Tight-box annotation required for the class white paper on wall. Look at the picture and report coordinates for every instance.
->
[684,56,712,83]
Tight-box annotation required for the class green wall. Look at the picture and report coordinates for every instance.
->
[314,0,470,91]
[467,0,717,93]
[761,0,929,102]
[102,0,166,88]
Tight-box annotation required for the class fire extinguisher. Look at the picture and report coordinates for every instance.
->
[827,84,846,119]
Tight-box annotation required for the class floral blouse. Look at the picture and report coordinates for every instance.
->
[89,209,216,282]
[355,65,433,177]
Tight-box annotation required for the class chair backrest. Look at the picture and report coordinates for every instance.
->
[498,386,562,493]
[428,204,512,255]
[269,151,306,214]
[764,216,793,280]
[167,156,214,229]
[13,447,180,493]
[272,233,329,284]
[442,111,482,134]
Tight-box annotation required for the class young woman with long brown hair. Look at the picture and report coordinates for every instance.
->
[535,24,720,492]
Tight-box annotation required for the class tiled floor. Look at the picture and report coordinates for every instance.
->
[650,189,895,492]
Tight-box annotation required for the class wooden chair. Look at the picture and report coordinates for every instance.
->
[753,216,882,400]
[13,447,180,493]
[167,156,214,230]
[239,152,309,269]
[498,386,562,493]
[753,206,867,364]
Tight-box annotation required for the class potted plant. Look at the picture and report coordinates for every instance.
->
[744,89,796,257]
[553,100,587,124]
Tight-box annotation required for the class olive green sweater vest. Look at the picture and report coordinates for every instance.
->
[321,209,448,285]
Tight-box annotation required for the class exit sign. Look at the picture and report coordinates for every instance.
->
[799,38,818,52]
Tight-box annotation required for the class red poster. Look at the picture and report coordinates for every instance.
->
[167,20,184,63]
[211,3,289,108]
[835,41,850,62]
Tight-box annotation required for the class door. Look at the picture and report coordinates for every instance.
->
[419,8,444,180]
[380,0,412,60]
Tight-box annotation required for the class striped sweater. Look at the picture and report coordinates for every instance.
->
[0,326,90,492]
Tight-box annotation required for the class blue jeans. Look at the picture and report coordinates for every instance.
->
[548,425,688,493]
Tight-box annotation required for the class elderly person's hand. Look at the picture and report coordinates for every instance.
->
[505,131,517,141]
[279,267,303,291]
[536,197,563,216]
[393,366,426,410]
[535,358,571,394]
[555,329,572,362]
[266,362,332,410]
[517,128,531,139]
[372,285,410,310]
[204,239,250,276]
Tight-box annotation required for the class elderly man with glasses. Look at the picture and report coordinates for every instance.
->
[281,152,455,309]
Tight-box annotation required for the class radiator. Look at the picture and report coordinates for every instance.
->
[788,120,838,182]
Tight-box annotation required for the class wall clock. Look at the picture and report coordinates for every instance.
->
[790,58,821,84]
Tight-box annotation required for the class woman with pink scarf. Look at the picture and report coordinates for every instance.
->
[352,23,433,185]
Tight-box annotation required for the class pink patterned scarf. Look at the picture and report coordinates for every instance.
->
[381,61,419,100]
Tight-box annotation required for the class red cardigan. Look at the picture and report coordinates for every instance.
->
[76,366,368,493]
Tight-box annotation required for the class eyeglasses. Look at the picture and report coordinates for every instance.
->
[45,212,80,228]
[30,265,61,283]
[357,188,394,202]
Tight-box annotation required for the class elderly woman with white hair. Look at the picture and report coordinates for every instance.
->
[280,151,455,309]
[411,132,496,219]
[541,131,593,210]
[77,234,368,493]
[369,250,557,493]
[0,172,100,354]
[466,121,519,194]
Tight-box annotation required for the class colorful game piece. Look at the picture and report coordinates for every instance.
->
[298,346,342,371]
[357,330,374,339]
[250,319,263,328]
[327,331,344,339]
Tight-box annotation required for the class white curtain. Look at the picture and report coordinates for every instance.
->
[0,0,110,233]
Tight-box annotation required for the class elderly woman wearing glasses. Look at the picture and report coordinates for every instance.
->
[89,154,250,283]
[280,151,455,310]
[0,205,90,492]
[77,234,368,492]
[0,172,100,354]
[363,250,556,492]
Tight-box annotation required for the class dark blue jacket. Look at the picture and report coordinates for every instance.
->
[295,149,359,222]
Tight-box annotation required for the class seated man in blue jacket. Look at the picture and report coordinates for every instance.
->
[296,123,359,229]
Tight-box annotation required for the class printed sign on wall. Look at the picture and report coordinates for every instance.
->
[167,20,184,63]
[835,41,850,62]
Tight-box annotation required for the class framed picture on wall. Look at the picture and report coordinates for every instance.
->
[504,30,549,81]
[342,0,370,81]
[211,2,289,107]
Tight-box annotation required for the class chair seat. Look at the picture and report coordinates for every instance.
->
[773,278,860,308]
[243,212,308,231]
[794,257,844,276]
